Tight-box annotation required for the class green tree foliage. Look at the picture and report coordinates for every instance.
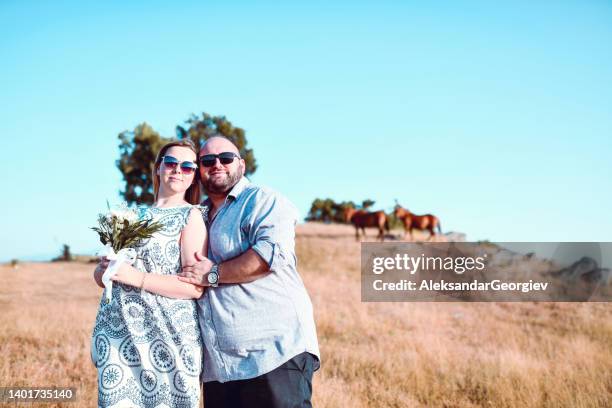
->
[117,123,167,205]
[52,244,73,262]
[306,198,335,222]
[118,113,256,205]
[176,113,257,176]
[306,198,357,223]
[361,199,375,209]
[305,198,405,228]
[62,244,72,261]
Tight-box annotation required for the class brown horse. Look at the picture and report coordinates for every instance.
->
[394,205,442,241]
[343,207,389,241]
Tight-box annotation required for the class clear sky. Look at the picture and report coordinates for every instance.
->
[1,1,611,261]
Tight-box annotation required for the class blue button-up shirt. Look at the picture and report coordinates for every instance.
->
[198,177,320,383]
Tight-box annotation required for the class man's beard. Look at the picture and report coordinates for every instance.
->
[202,169,242,194]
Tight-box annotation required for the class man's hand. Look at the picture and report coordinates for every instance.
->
[93,257,110,288]
[178,252,214,286]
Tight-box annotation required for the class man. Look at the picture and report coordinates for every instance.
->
[178,136,320,407]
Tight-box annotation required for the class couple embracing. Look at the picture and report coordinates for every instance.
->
[91,136,320,407]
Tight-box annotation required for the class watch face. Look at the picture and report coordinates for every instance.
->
[207,272,218,284]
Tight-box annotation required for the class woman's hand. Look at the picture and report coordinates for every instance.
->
[110,262,143,288]
[93,257,110,288]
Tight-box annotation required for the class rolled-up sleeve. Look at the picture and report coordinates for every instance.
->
[246,190,298,272]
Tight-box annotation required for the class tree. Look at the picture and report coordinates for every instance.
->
[361,199,375,210]
[306,198,357,223]
[53,244,73,262]
[305,198,322,221]
[117,123,167,205]
[117,113,257,206]
[305,198,336,223]
[176,113,257,176]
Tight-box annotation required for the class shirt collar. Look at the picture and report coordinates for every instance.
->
[201,176,250,207]
[227,176,250,200]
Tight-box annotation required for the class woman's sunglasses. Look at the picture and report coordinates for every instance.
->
[199,152,240,167]
[162,155,198,175]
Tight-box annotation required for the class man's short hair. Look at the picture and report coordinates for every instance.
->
[199,134,239,156]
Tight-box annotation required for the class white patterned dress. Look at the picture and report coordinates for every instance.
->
[91,205,204,408]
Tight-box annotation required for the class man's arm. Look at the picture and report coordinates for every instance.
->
[220,248,270,283]
[179,188,297,286]
[179,249,270,286]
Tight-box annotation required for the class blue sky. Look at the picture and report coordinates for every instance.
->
[1,1,611,261]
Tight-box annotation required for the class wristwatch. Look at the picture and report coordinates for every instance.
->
[207,264,219,287]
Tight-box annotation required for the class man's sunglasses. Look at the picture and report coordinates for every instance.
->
[199,152,240,167]
[162,155,198,175]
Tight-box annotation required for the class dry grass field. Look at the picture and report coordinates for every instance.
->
[1,222,611,407]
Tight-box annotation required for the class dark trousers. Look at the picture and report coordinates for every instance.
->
[204,352,316,408]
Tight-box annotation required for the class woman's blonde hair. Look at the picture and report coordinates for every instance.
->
[152,139,201,205]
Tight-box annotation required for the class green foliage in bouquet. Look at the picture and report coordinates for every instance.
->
[91,212,164,253]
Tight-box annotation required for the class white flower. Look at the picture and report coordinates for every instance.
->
[110,209,138,224]
[106,202,138,224]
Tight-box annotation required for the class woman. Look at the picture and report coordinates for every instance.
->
[91,139,206,408]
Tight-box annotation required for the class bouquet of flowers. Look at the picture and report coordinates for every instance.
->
[91,202,164,303]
